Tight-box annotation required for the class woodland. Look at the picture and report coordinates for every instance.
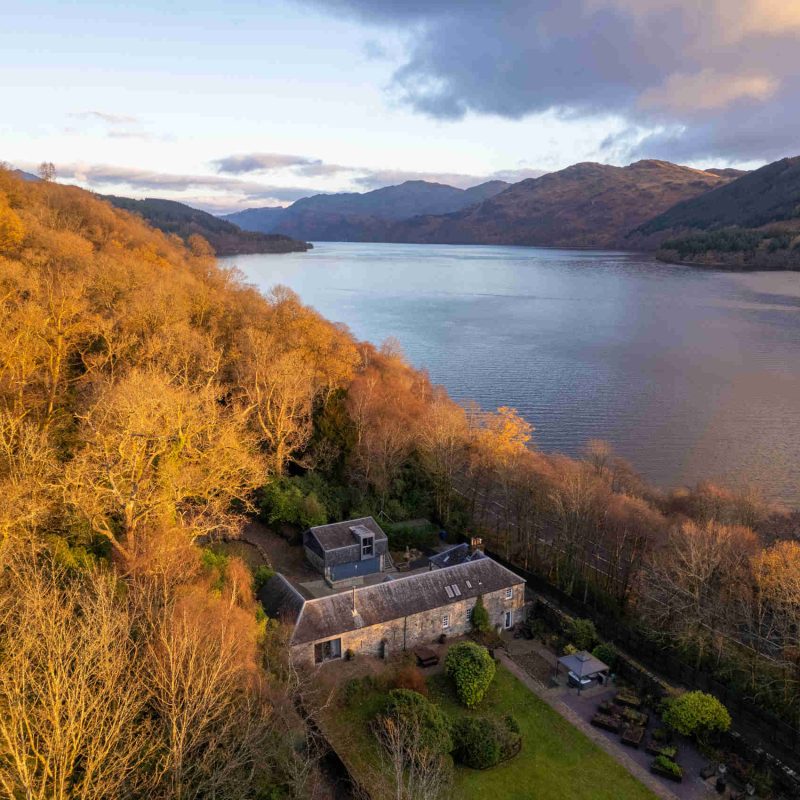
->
[1,166,799,798]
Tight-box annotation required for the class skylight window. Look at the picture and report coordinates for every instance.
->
[444,585,454,599]
[452,584,461,596]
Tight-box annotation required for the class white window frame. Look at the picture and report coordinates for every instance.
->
[467,606,474,623]
[505,587,513,600]
[442,614,450,630]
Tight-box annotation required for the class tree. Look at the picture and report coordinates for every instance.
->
[662,691,731,743]
[568,618,597,651]
[0,193,24,254]
[64,370,264,563]
[445,642,496,708]
[374,690,452,800]
[470,595,491,633]
[38,161,56,182]
[0,553,152,800]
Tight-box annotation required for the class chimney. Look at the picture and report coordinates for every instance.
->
[470,536,483,554]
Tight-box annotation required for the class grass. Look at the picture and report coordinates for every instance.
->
[321,662,658,800]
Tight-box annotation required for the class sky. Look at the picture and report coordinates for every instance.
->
[3,0,800,213]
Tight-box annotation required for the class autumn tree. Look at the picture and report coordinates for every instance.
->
[0,553,152,800]
[64,369,264,563]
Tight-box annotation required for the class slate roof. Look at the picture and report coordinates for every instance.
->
[428,543,485,569]
[291,556,525,645]
[257,574,306,626]
[305,516,387,552]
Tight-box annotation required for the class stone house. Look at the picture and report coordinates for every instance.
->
[260,555,525,668]
[303,516,390,584]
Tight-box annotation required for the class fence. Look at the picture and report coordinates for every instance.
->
[486,549,800,796]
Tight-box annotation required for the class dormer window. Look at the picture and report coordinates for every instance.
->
[362,536,374,557]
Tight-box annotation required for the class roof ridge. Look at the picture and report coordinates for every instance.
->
[301,554,522,606]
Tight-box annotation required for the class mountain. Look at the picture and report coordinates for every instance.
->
[635,157,800,236]
[104,196,311,255]
[13,169,40,182]
[224,179,510,241]
[633,156,800,269]
[390,160,733,248]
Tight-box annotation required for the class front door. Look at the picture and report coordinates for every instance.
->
[504,610,513,629]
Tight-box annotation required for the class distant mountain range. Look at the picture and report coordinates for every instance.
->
[390,160,732,249]
[104,196,311,256]
[225,161,740,250]
[224,179,509,241]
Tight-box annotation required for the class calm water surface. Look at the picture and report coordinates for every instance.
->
[223,243,800,506]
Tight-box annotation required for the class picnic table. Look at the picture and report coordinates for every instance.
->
[414,646,440,667]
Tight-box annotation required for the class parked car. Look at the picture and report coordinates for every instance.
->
[568,671,594,689]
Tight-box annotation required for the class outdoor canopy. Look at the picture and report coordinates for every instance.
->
[557,650,609,678]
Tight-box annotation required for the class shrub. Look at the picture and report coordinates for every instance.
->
[380,689,452,756]
[452,718,500,769]
[592,642,618,670]
[445,642,496,708]
[392,663,429,697]
[253,564,275,591]
[662,691,731,742]
[653,754,682,778]
[569,618,597,651]
[451,715,522,769]
[470,595,491,633]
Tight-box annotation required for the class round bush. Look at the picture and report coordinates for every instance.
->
[381,689,452,756]
[451,715,522,769]
[452,717,500,769]
[662,691,731,741]
[445,642,496,708]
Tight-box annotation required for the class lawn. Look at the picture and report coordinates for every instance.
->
[320,661,657,800]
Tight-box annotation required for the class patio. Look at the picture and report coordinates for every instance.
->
[503,635,725,800]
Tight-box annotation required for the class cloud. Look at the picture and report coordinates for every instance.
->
[212,152,546,190]
[298,0,800,162]
[639,69,778,114]
[52,162,316,204]
[70,111,140,125]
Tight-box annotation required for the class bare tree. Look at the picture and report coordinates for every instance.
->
[373,714,452,800]
[0,552,152,800]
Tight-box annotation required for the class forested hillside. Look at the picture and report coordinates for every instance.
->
[631,157,800,269]
[224,179,509,241]
[1,166,799,798]
[105,194,311,255]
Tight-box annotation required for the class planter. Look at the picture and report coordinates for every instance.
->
[651,762,683,783]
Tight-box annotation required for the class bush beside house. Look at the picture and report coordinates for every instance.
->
[445,642,496,708]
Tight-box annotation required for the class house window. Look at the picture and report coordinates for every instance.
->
[314,638,342,664]
[505,587,513,600]
[467,607,473,624]
[362,536,374,557]
[442,614,450,630]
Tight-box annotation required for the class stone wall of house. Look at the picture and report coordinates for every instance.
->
[293,582,525,668]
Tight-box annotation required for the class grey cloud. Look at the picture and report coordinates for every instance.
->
[213,153,546,190]
[299,0,800,163]
[53,163,315,203]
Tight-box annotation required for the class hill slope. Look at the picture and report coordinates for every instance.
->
[105,195,311,255]
[635,157,800,236]
[632,157,800,270]
[391,160,731,248]
[225,179,509,241]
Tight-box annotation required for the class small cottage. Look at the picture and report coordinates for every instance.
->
[260,555,525,668]
[303,516,390,583]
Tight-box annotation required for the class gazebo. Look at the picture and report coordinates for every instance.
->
[556,650,609,693]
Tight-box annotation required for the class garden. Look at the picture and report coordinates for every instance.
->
[321,641,658,800]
